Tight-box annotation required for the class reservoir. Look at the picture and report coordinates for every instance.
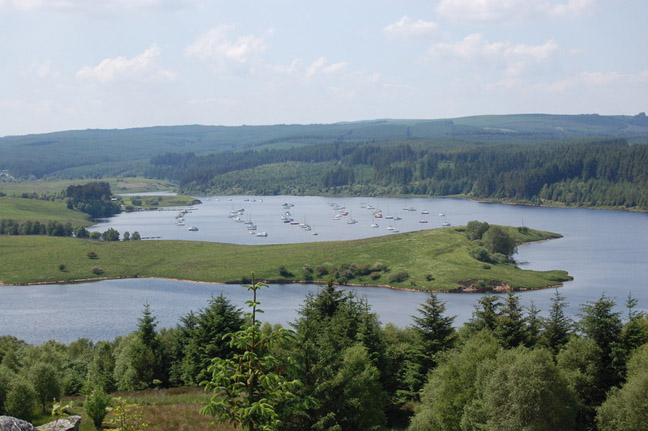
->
[2,195,647,344]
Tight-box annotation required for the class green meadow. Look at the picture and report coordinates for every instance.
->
[0,197,90,225]
[0,226,569,291]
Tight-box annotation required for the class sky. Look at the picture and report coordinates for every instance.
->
[1,0,647,137]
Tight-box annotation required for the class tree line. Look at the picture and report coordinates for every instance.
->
[146,138,648,209]
[0,281,646,430]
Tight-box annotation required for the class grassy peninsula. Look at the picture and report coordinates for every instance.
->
[0,225,569,291]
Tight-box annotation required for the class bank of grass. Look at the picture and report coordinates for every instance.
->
[0,177,176,196]
[0,226,570,291]
[0,196,90,226]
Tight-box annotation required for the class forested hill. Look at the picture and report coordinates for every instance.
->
[1,113,647,179]
[1,113,647,209]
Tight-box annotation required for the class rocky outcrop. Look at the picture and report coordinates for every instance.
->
[0,416,35,431]
[0,416,81,431]
[36,416,81,431]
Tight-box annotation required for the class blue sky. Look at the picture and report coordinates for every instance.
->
[1,0,647,136]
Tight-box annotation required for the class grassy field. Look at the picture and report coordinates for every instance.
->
[0,197,90,225]
[31,387,231,431]
[0,226,570,291]
[0,177,177,196]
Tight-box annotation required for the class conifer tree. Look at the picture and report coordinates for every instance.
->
[542,289,573,356]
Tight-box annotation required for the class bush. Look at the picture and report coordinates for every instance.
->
[466,220,490,240]
[90,232,102,240]
[87,251,98,259]
[58,264,66,271]
[315,266,329,277]
[471,246,493,263]
[92,267,104,275]
[278,266,294,278]
[425,273,435,281]
[5,378,36,421]
[369,272,381,280]
[85,387,112,430]
[388,272,410,283]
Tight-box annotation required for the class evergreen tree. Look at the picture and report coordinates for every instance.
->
[286,280,388,431]
[467,294,501,332]
[495,292,528,349]
[113,304,166,390]
[542,289,573,356]
[178,295,244,385]
[579,295,626,404]
[201,280,313,431]
[622,293,648,353]
[407,293,456,396]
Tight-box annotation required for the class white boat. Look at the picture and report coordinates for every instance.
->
[371,223,379,228]
[421,210,429,214]
[188,226,199,231]
[346,218,358,224]
[438,213,445,217]
[256,231,268,237]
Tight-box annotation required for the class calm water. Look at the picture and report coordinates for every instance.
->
[1,195,647,344]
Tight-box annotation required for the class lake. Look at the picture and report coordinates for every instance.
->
[1,195,647,344]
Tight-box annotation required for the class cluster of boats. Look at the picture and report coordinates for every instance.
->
[328,202,451,231]
[281,203,318,235]
[175,209,199,232]
[228,207,268,237]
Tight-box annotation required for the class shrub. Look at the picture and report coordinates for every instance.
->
[315,266,329,277]
[466,220,490,240]
[58,264,66,272]
[369,272,381,280]
[278,266,294,278]
[92,267,104,275]
[425,273,435,281]
[5,378,36,421]
[471,247,493,263]
[388,272,410,283]
[85,387,112,430]
[87,251,98,259]
[90,232,101,240]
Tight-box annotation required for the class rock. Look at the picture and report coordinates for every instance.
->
[0,416,35,431]
[35,416,81,431]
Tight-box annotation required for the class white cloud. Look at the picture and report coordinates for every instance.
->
[76,44,175,83]
[323,62,348,75]
[305,57,326,78]
[305,57,348,78]
[383,16,437,37]
[185,25,267,73]
[546,0,593,16]
[428,34,557,77]
[435,0,594,22]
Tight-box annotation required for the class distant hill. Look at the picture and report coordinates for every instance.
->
[1,113,646,179]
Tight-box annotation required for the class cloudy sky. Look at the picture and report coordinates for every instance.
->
[1,0,647,136]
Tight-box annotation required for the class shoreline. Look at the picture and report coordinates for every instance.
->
[0,275,567,294]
